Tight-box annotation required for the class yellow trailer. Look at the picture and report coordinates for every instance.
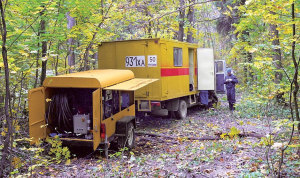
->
[28,69,156,157]
[98,38,216,119]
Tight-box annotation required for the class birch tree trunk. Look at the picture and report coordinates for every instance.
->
[67,12,75,73]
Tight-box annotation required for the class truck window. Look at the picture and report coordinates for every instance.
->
[216,61,224,73]
[173,47,182,67]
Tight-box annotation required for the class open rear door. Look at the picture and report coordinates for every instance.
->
[215,60,226,93]
[92,88,101,150]
[28,87,46,144]
[197,48,215,90]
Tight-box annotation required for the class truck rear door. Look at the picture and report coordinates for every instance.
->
[197,48,215,90]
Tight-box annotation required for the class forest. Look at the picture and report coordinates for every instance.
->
[0,0,299,177]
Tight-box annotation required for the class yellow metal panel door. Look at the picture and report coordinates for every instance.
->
[93,88,101,150]
[28,87,46,144]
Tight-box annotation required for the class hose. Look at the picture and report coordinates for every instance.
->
[48,89,73,133]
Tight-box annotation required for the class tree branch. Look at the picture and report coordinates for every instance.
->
[7,2,51,50]
[148,0,218,24]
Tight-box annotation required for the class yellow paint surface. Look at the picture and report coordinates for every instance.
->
[28,87,46,144]
[29,69,150,150]
[92,88,101,150]
[104,78,158,91]
[43,69,134,88]
[98,38,199,101]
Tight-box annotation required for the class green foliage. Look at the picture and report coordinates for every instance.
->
[0,0,298,176]
[46,136,71,163]
[109,147,129,159]
[220,126,241,139]
[239,171,264,178]
[234,93,290,119]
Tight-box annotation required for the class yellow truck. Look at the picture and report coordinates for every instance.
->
[28,69,156,156]
[98,38,218,119]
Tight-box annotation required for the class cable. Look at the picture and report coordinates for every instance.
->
[48,89,73,133]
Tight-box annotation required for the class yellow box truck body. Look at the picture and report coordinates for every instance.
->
[98,39,216,119]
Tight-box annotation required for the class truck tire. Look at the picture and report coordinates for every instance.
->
[175,100,187,119]
[126,122,135,149]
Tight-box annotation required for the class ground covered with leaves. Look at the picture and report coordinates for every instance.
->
[23,94,299,177]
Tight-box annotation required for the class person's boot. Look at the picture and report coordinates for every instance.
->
[229,103,234,111]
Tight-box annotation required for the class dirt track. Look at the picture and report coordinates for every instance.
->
[34,94,299,177]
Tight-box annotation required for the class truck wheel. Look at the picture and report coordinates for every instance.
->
[175,100,187,119]
[126,122,135,149]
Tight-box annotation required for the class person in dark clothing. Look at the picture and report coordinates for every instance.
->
[224,68,238,111]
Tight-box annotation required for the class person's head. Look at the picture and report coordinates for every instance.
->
[227,68,232,76]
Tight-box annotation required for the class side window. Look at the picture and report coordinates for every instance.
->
[216,61,224,73]
[173,47,182,67]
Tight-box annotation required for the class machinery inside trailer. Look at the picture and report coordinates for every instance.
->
[45,88,133,141]
[46,88,95,140]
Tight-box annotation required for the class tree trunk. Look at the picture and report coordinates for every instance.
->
[186,0,195,43]
[55,43,60,75]
[40,10,47,86]
[290,3,299,134]
[178,0,185,41]
[270,23,282,83]
[92,52,98,69]
[241,31,253,82]
[0,0,12,176]
[144,5,152,38]
[34,31,40,88]
[66,12,75,73]
[83,0,105,71]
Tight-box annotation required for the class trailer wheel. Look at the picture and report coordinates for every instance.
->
[175,100,187,119]
[126,122,135,149]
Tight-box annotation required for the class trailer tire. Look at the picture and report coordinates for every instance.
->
[125,122,135,149]
[175,100,187,119]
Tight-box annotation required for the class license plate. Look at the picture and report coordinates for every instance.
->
[125,56,145,67]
